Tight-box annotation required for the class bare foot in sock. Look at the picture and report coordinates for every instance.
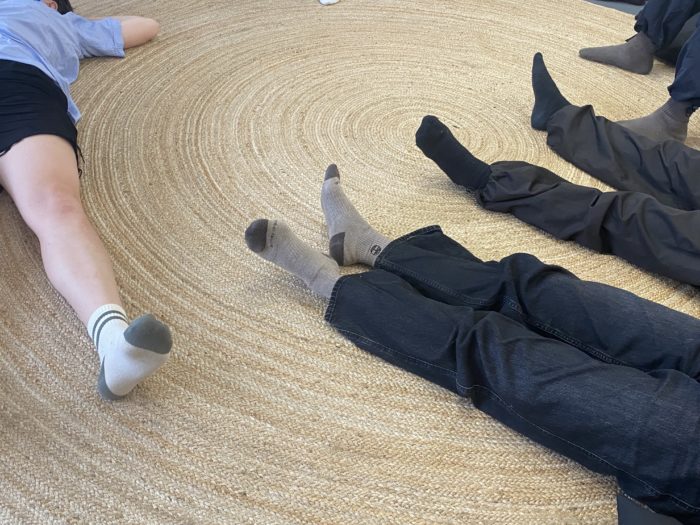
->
[321,164,389,267]
[415,116,492,188]
[245,219,340,298]
[531,52,571,131]
[618,98,695,143]
[579,33,655,75]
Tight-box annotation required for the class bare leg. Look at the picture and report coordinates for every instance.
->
[0,135,171,399]
[0,135,120,323]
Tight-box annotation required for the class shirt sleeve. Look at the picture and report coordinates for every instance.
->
[65,13,125,59]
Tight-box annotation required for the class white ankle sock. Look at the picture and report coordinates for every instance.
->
[87,304,172,400]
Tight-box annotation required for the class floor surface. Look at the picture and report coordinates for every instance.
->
[586,0,643,15]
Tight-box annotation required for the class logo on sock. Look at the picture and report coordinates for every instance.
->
[370,245,382,256]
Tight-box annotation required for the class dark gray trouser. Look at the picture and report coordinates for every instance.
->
[546,104,700,210]
[634,0,700,102]
[465,105,700,286]
[635,0,700,49]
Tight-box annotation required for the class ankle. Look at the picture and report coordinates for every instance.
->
[87,304,128,357]
[629,32,656,54]
[661,98,694,123]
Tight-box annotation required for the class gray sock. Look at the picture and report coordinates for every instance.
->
[618,98,695,143]
[321,164,390,266]
[245,219,339,298]
[579,32,655,74]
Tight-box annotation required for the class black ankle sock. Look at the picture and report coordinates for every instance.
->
[531,52,571,130]
[415,115,491,189]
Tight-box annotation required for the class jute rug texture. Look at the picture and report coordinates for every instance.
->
[1,0,698,523]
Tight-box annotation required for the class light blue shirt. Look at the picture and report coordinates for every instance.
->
[0,0,124,122]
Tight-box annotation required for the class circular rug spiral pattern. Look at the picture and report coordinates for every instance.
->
[0,0,698,523]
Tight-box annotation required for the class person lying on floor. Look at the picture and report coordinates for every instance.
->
[415,53,700,288]
[579,0,700,143]
[0,0,172,399]
[245,164,699,525]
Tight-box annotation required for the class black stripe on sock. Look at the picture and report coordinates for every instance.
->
[92,313,127,343]
[91,310,127,341]
[93,313,128,349]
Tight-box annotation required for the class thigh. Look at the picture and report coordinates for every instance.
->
[327,269,700,519]
[0,135,82,230]
[378,226,700,376]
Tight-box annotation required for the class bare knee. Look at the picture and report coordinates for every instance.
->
[21,190,89,236]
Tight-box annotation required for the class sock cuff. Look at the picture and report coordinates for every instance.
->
[631,31,656,53]
[662,98,692,122]
[87,304,128,343]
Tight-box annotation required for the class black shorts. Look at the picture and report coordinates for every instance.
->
[0,59,79,161]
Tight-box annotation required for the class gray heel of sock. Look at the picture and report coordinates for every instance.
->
[124,314,173,355]
[97,362,126,401]
[245,219,270,253]
[329,232,345,265]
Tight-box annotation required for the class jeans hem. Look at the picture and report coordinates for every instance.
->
[324,274,353,325]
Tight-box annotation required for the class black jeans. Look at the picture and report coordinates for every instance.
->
[325,226,700,523]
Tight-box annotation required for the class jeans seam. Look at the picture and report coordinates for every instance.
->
[620,492,653,511]
[324,275,350,324]
[501,297,632,367]
[456,382,700,512]
[326,270,456,377]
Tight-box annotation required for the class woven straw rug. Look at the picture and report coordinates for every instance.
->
[1,0,698,523]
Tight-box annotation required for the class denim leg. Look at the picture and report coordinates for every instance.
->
[669,17,700,104]
[472,161,700,287]
[325,271,700,522]
[546,104,700,210]
[634,0,700,49]
[376,226,700,377]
